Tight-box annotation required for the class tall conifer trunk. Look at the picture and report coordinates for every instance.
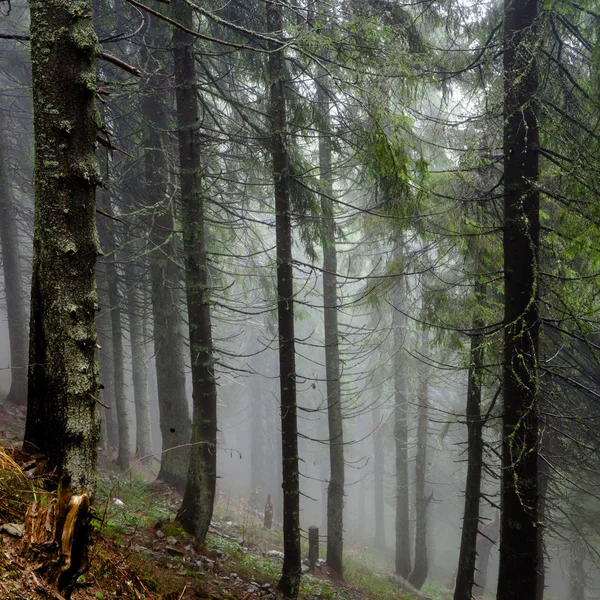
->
[453,284,485,600]
[125,255,152,459]
[267,1,302,595]
[140,15,191,488]
[0,112,28,406]
[409,328,430,590]
[393,258,411,578]
[97,191,130,471]
[96,267,118,449]
[24,0,101,493]
[497,0,540,596]
[317,44,345,578]
[172,0,218,545]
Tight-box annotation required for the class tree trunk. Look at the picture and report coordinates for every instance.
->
[536,444,549,600]
[569,538,586,600]
[497,0,540,597]
[453,284,485,600]
[250,383,265,508]
[473,515,499,594]
[140,15,191,489]
[267,1,302,595]
[124,255,152,459]
[393,264,411,578]
[409,328,430,590]
[97,191,130,471]
[23,0,101,593]
[372,405,386,549]
[96,259,118,451]
[172,0,218,545]
[317,43,345,579]
[0,111,28,406]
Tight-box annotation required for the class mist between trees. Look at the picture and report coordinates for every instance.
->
[0,0,599,598]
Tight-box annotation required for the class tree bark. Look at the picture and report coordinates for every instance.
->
[24,0,101,492]
[393,262,411,578]
[172,0,218,545]
[473,515,499,594]
[0,111,28,406]
[96,264,118,450]
[267,1,302,595]
[536,442,549,600]
[140,14,191,489]
[97,191,130,471]
[317,41,345,578]
[453,284,485,600]
[124,255,152,459]
[409,328,430,590]
[23,1,101,593]
[497,0,540,597]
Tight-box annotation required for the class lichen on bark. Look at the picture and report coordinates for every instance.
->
[24,0,101,497]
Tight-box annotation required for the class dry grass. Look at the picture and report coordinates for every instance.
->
[0,445,28,522]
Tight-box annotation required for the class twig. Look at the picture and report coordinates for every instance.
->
[89,393,111,410]
[178,585,187,600]
[98,50,142,77]
[96,135,133,158]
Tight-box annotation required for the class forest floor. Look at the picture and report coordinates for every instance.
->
[0,402,452,600]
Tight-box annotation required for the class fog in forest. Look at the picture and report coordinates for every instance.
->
[1,1,600,599]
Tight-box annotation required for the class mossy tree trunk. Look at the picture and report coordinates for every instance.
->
[23,0,101,593]
[497,0,540,597]
[267,1,302,595]
[0,111,28,406]
[172,0,218,545]
[140,14,191,489]
[24,0,101,491]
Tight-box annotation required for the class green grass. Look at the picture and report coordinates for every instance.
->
[422,580,453,600]
[94,470,178,539]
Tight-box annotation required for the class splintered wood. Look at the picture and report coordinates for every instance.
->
[23,475,92,596]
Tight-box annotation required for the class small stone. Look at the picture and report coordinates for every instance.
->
[214,549,225,559]
[235,537,245,545]
[247,587,258,594]
[302,565,309,573]
[230,573,238,579]
[165,536,178,545]
[0,524,24,538]
[259,583,272,589]
[266,550,284,559]
[156,530,165,539]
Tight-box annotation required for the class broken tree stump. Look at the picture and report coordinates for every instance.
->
[308,526,319,570]
[264,494,273,529]
[23,475,93,599]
